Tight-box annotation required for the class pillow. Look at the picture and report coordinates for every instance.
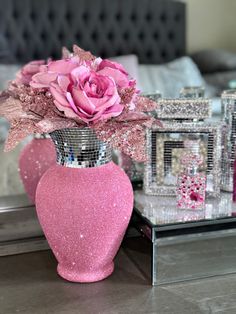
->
[191,49,236,74]
[204,71,236,91]
[109,54,140,88]
[138,56,214,98]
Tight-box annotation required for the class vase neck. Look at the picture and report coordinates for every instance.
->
[50,128,112,168]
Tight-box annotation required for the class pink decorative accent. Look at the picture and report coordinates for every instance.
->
[176,153,206,210]
[50,68,123,123]
[0,45,159,162]
[16,60,46,85]
[36,162,133,283]
[19,138,56,203]
[190,191,204,202]
[180,152,203,168]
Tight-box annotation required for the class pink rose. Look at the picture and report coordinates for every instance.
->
[97,59,135,88]
[30,57,82,89]
[50,65,123,123]
[16,60,45,85]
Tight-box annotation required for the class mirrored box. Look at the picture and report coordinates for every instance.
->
[221,90,236,192]
[156,98,211,120]
[144,121,222,197]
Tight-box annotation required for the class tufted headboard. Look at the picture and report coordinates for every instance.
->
[0,0,185,64]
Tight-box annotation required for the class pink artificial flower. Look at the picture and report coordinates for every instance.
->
[30,57,82,89]
[97,59,135,88]
[50,65,123,123]
[16,60,46,85]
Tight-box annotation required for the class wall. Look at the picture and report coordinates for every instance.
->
[185,0,236,53]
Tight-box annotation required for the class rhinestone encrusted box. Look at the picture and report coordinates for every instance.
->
[155,98,211,120]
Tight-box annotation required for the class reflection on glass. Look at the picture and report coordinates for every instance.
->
[135,190,236,225]
[155,132,208,186]
[141,91,162,102]
[0,139,26,197]
[179,86,205,99]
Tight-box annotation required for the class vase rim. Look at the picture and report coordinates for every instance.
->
[50,127,112,168]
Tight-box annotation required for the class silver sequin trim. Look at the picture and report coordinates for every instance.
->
[50,128,112,168]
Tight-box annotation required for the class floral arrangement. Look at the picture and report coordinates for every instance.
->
[0,45,158,161]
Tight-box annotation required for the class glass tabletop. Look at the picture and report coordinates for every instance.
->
[134,190,236,229]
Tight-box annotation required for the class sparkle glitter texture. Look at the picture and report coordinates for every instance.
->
[176,153,206,210]
[179,86,205,99]
[19,135,56,203]
[36,128,133,283]
[50,128,112,168]
[221,90,236,192]
[156,98,211,120]
[144,121,222,197]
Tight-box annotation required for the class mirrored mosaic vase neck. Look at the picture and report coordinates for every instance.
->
[50,128,112,168]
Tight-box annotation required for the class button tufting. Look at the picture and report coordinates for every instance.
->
[175,49,182,57]
[123,32,129,40]
[30,11,36,21]
[100,50,106,58]
[161,50,167,58]
[22,30,30,40]
[107,32,114,41]
[116,13,122,21]
[58,32,64,41]
[12,9,18,19]
[160,13,167,22]
[0,0,185,65]
[82,11,89,22]
[33,51,40,59]
[48,11,55,21]
[168,31,175,40]
[65,11,72,21]
[131,13,137,22]
[40,31,47,41]
[5,30,11,39]
[138,32,144,40]
[99,12,106,21]
[91,31,98,41]
[76,32,81,40]
[153,31,159,40]
[16,49,22,59]
[146,50,153,58]
[145,13,152,21]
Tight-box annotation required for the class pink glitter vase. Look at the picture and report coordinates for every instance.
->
[36,128,133,283]
[19,134,56,203]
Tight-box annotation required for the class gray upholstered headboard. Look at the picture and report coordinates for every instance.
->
[0,0,185,64]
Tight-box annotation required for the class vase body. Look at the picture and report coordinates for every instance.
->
[19,135,56,203]
[36,128,133,283]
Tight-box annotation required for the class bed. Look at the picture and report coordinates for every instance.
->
[0,0,186,63]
